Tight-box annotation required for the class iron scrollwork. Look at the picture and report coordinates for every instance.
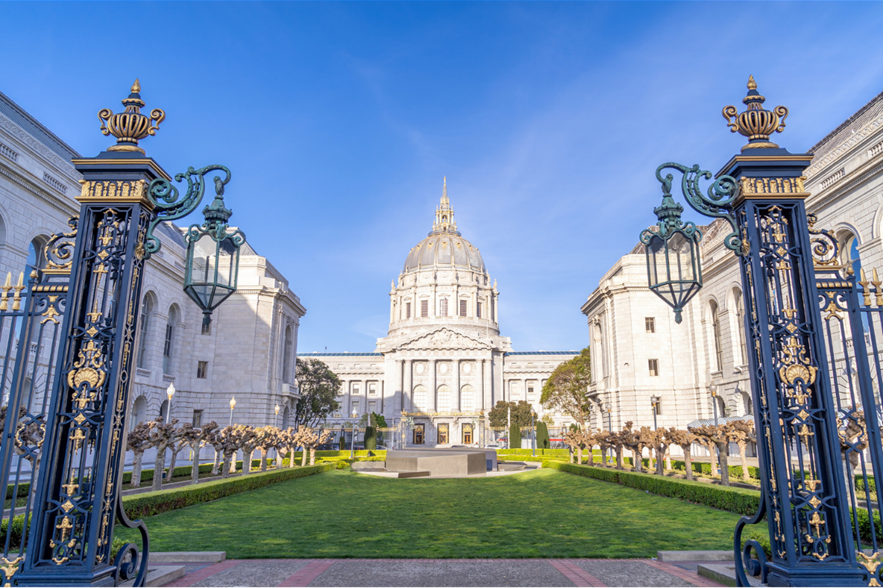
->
[144,165,231,259]
[655,162,744,254]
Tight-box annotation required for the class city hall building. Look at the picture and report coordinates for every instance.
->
[301,180,577,446]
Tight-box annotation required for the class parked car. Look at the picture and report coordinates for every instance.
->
[376,445,387,450]
[484,443,503,449]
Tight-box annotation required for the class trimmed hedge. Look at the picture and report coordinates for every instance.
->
[543,461,761,517]
[122,463,334,519]
[497,449,570,457]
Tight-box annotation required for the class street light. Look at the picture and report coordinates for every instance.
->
[650,395,660,430]
[531,409,537,457]
[274,404,280,428]
[350,409,358,460]
[229,396,236,427]
[709,383,719,426]
[166,382,176,422]
[606,405,612,432]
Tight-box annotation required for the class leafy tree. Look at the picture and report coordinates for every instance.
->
[294,359,342,428]
[508,422,522,449]
[364,426,377,450]
[372,412,388,446]
[536,421,550,450]
[488,401,534,429]
[541,347,592,429]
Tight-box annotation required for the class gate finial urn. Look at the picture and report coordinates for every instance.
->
[97,79,165,154]
[722,75,789,151]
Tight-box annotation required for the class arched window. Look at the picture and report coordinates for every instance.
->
[733,288,747,365]
[162,306,178,375]
[130,396,147,430]
[25,237,47,275]
[412,385,427,412]
[282,324,293,383]
[282,405,290,429]
[709,301,723,372]
[460,384,474,412]
[437,385,450,412]
[160,398,170,421]
[843,234,862,276]
[137,295,153,369]
[740,390,753,415]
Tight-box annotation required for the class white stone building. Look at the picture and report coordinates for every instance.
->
[301,180,578,446]
[581,89,883,436]
[0,89,306,430]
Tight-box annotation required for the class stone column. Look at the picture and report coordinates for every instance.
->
[404,360,412,412]
[395,359,404,413]
[521,378,527,402]
[361,379,367,415]
[429,359,437,412]
[481,359,487,411]
[454,359,461,411]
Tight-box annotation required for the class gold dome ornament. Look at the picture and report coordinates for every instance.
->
[97,79,165,154]
[722,75,789,151]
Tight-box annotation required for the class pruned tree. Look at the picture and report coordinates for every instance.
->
[691,424,730,486]
[13,412,45,498]
[255,426,280,471]
[608,429,625,470]
[667,428,698,480]
[619,422,644,473]
[646,428,670,475]
[563,428,583,464]
[205,424,226,475]
[294,359,342,428]
[312,429,332,465]
[581,429,598,466]
[217,425,247,478]
[125,421,154,488]
[596,430,614,468]
[540,347,592,429]
[238,425,260,476]
[636,426,656,473]
[192,421,219,482]
[148,417,181,491]
[726,420,756,482]
[840,410,868,478]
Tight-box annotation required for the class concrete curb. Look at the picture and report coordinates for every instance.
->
[150,551,226,563]
[657,550,734,562]
[120,565,186,587]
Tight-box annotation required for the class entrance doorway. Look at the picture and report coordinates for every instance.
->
[414,424,425,444]
[462,423,473,444]
[438,423,449,444]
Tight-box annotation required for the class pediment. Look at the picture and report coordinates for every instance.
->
[397,327,491,351]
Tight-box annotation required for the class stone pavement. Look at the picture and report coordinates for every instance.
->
[161,558,725,587]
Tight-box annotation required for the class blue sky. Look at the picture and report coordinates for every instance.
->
[3,2,883,354]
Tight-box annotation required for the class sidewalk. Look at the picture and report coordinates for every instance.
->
[161,558,725,587]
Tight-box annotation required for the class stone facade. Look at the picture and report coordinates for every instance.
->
[581,89,883,435]
[0,90,306,430]
[302,180,578,446]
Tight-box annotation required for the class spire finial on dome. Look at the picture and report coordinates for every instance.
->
[431,177,458,235]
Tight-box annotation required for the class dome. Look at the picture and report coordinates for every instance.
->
[403,233,486,273]
[402,178,486,274]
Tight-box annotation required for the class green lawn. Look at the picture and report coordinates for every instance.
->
[115,468,740,558]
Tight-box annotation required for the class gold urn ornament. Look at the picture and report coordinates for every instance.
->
[97,79,165,154]
[722,75,788,151]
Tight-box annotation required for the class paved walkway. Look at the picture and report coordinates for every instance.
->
[162,558,725,587]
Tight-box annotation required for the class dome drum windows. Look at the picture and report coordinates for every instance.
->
[439,298,448,317]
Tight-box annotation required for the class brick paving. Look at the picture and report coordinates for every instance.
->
[161,558,727,587]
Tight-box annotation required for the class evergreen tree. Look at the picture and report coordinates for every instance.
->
[509,423,522,450]
[364,426,377,450]
[536,421,550,450]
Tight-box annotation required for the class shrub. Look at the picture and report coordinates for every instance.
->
[508,424,522,450]
[364,426,377,450]
[122,463,334,520]
[543,461,761,517]
[497,449,570,457]
[536,422,550,450]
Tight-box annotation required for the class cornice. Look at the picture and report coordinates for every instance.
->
[0,113,81,182]
[805,110,883,180]
[0,159,77,217]
[806,157,883,213]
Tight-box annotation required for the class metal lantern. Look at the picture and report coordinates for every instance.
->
[183,168,246,327]
[640,183,702,324]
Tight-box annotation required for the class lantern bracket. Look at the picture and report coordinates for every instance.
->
[143,164,232,259]
[650,162,744,255]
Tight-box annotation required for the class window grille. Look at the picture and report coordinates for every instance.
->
[421,300,428,317]
[440,298,448,316]
[406,302,411,319]
[459,300,467,317]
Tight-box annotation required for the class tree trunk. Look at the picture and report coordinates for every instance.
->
[615,447,623,470]
[599,447,606,467]
[664,448,672,473]
[222,453,233,478]
[242,449,254,475]
[708,442,718,478]
[288,446,295,468]
[310,447,316,466]
[633,448,642,473]
[131,451,144,488]
[191,443,201,484]
[737,440,750,481]
[718,442,730,486]
[569,446,574,463]
[231,450,238,474]
[168,446,179,481]
[260,449,268,472]
[152,446,166,491]
[655,448,665,475]
[301,448,308,467]
[212,448,221,475]
[683,445,693,480]
[577,446,583,465]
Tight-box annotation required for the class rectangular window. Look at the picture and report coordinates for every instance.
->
[162,324,173,374]
[414,423,425,444]
[201,321,211,335]
[197,361,208,379]
[352,383,360,395]
[477,302,482,318]
[406,302,411,319]
[192,409,203,427]
[440,298,448,316]
[368,382,377,395]
[527,383,535,397]
[645,317,655,333]
[462,423,473,444]
[368,400,377,413]
[655,401,663,416]
[649,359,659,377]
[459,299,467,317]
[421,300,428,317]
[438,423,449,444]
[352,400,360,415]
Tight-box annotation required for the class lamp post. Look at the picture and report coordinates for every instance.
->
[606,405,612,432]
[650,395,659,430]
[166,382,176,422]
[274,403,280,428]
[350,409,358,460]
[708,383,719,426]
[531,409,537,457]
[229,396,236,427]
